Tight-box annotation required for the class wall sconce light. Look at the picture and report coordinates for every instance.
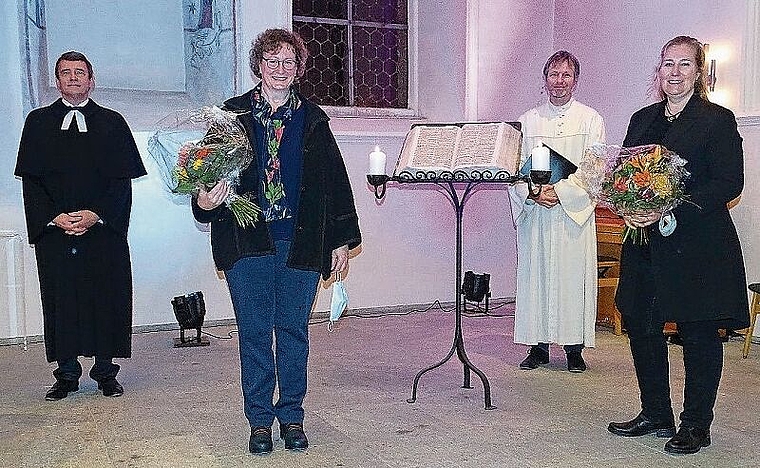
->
[704,43,717,92]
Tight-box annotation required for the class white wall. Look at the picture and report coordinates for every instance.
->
[0,0,24,204]
[0,0,37,338]
[45,0,186,91]
[553,0,748,143]
[416,0,467,122]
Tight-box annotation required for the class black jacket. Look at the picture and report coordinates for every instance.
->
[615,95,749,329]
[192,90,361,279]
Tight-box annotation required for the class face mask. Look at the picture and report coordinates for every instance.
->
[329,272,349,332]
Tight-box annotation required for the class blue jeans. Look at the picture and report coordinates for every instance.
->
[225,241,320,428]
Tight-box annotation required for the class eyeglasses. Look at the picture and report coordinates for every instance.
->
[262,57,297,71]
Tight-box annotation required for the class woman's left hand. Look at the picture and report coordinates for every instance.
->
[623,211,661,228]
[331,244,349,273]
[196,180,230,211]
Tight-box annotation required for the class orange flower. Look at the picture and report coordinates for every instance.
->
[196,148,211,159]
[628,155,644,171]
[632,170,652,187]
[649,144,662,163]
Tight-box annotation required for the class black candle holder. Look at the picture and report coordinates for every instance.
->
[528,169,551,197]
[530,169,551,185]
[366,174,389,199]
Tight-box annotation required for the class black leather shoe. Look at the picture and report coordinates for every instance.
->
[519,347,549,370]
[566,352,587,373]
[249,426,273,455]
[280,422,308,451]
[45,379,79,401]
[97,378,124,397]
[608,413,676,438]
[664,426,711,454]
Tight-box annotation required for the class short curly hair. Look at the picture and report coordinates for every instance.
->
[249,28,308,79]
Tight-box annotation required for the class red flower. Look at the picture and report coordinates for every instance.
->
[614,176,628,192]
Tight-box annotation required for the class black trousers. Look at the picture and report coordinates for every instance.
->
[624,301,723,430]
[54,357,120,382]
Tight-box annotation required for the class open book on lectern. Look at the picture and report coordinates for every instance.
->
[393,121,523,176]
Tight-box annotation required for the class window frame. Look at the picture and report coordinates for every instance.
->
[289,0,419,119]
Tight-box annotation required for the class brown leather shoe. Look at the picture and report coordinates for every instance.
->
[45,379,79,401]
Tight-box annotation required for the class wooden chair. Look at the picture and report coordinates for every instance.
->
[742,283,760,358]
[597,254,623,335]
[595,207,624,335]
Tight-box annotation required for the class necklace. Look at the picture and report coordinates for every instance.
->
[665,102,683,122]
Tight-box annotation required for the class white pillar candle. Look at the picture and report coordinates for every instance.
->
[531,142,550,171]
[368,145,387,175]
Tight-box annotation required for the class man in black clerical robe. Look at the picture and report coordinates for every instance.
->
[14,51,146,401]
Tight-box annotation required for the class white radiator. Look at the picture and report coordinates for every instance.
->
[0,230,27,349]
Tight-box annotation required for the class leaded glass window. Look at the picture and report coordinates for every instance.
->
[293,0,409,109]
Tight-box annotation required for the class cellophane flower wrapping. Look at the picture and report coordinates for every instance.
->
[577,143,690,244]
[148,106,261,228]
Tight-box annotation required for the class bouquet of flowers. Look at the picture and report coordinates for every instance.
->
[148,106,261,228]
[578,143,690,244]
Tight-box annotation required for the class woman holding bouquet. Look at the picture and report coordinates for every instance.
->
[192,29,361,455]
[607,36,748,455]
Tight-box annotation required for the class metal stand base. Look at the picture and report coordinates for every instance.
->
[173,336,210,347]
[173,328,210,347]
[402,179,500,410]
[368,170,528,409]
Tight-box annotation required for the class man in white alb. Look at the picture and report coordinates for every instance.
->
[508,50,606,372]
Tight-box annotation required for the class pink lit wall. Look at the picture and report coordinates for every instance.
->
[552,0,748,142]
